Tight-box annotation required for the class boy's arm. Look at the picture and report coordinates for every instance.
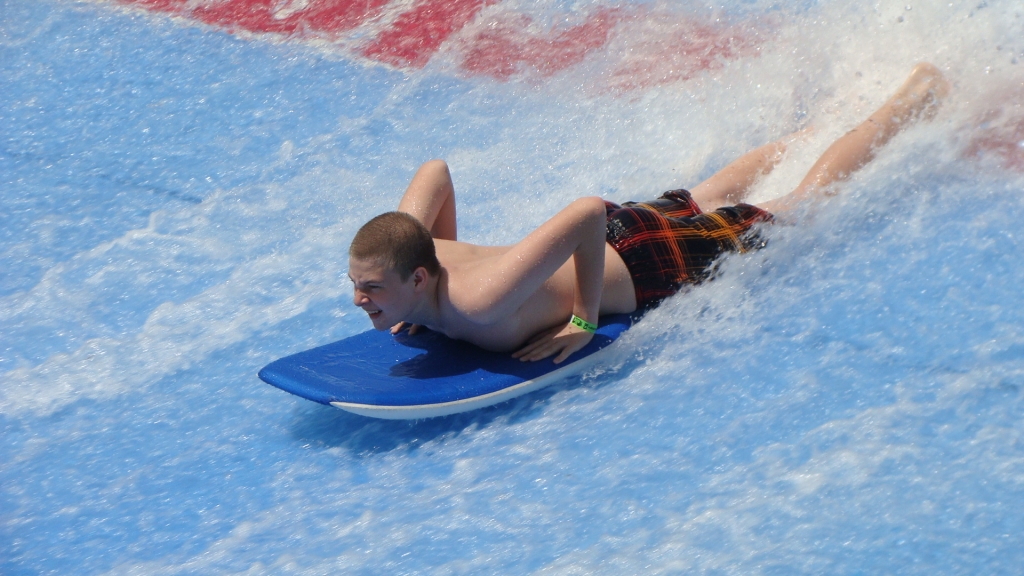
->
[397,159,458,240]
[460,196,607,363]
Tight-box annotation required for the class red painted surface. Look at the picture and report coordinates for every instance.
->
[112,0,762,90]
[119,0,389,36]
[459,8,622,79]
[961,86,1024,172]
[602,19,759,93]
[966,120,1024,172]
[360,0,493,68]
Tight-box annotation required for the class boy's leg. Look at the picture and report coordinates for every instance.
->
[760,63,949,214]
[690,129,810,211]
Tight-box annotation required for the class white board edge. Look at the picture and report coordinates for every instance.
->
[329,346,612,420]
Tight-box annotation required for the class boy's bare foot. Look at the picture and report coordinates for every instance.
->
[886,62,951,123]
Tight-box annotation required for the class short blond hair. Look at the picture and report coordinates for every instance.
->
[349,212,441,280]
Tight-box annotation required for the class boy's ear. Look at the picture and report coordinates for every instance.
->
[411,266,429,290]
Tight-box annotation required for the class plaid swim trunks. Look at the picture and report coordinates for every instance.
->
[605,189,773,309]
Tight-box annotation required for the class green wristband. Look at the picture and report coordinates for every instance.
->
[570,314,597,333]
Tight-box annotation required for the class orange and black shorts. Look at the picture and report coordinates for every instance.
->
[605,189,773,309]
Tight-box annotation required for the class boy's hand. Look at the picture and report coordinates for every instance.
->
[512,323,594,364]
[390,321,421,335]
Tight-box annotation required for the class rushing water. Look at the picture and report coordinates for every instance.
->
[3,0,1024,573]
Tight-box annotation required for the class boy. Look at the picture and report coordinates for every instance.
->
[349,63,948,363]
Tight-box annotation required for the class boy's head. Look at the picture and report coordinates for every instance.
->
[349,211,441,280]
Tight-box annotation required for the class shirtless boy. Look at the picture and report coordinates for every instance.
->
[348,63,949,364]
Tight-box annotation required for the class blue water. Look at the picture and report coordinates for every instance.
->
[4,0,1024,573]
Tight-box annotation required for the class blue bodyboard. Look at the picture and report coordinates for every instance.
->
[258,315,632,419]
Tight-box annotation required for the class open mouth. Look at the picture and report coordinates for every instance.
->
[367,309,382,317]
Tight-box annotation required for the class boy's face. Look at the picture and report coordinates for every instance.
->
[348,257,416,330]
